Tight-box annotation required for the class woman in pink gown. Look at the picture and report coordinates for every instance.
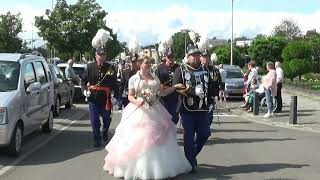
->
[103,56,192,179]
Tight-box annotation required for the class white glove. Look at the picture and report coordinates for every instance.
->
[111,97,118,105]
[83,90,91,97]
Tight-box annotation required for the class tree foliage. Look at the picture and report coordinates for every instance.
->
[273,19,302,40]
[35,0,122,60]
[248,36,287,66]
[0,12,23,53]
[281,40,312,61]
[214,45,243,66]
[171,30,193,61]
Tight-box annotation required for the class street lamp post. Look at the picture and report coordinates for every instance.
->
[230,0,234,65]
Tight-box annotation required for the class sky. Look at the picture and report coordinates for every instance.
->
[1,0,320,47]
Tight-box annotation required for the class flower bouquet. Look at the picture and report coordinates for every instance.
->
[140,87,157,109]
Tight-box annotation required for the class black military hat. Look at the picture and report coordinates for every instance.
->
[186,44,201,56]
[164,47,175,57]
[96,47,105,55]
[201,48,210,57]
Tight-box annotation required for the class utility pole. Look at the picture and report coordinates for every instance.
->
[231,0,234,65]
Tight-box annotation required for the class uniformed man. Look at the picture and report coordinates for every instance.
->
[200,48,221,125]
[120,54,139,108]
[173,44,214,173]
[81,47,118,147]
[155,47,180,124]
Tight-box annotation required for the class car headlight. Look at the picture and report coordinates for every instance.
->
[0,107,8,125]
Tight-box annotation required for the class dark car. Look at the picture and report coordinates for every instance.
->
[223,65,245,99]
[48,64,73,116]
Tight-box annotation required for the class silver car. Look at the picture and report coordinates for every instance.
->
[223,65,245,99]
[0,53,54,156]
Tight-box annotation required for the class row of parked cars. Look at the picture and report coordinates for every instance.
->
[0,52,86,156]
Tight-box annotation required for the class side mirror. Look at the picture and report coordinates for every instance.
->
[26,82,41,93]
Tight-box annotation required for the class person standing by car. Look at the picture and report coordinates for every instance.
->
[218,64,227,103]
[65,58,79,106]
[262,62,277,118]
[275,61,284,112]
[81,47,119,147]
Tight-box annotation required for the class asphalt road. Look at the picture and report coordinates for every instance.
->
[1,103,320,180]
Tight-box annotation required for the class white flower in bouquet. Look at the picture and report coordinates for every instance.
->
[140,87,157,108]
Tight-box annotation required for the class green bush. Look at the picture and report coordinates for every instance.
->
[282,40,312,61]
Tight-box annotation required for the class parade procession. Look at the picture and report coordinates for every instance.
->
[2,1,320,180]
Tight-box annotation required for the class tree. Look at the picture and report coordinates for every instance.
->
[35,0,122,60]
[282,40,312,61]
[273,19,302,40]
[171,30,193,61]
[248,36,287,66]
[309,36,320,73]
[214,45,242,67]
[282,40,313,80]
[0,12,23,53]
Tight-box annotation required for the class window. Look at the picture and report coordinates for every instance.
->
[0,61,20,91]
[227,70,244,78]
[53,65,64,79]
[33,61,48,84]
[24,63,36,87]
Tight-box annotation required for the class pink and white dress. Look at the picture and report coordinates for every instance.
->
[103,71,192,180]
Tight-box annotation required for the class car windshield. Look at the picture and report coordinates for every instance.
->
[227,70,243,78]
[0,61,20,92]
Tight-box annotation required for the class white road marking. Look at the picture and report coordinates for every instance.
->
[0,112,86,177]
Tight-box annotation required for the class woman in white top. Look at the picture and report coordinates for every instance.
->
[103,56,192,179]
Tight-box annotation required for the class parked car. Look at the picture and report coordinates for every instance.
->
[48,64,73,116]
[0,52,54,156]
[57,63,87,102]
[223,65,245,99]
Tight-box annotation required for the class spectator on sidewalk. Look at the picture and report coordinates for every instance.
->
[262,62,277,118]
[241,61,257,108]
[219,64,227,102]
[275,61,284,112]
[65,58,80,106]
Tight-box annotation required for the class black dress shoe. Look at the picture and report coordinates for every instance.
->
[102,131,108,142]
[189,167,197,174]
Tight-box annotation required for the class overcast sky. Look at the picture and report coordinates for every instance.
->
[1,0,320,47]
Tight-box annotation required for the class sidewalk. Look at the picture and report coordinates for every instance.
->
[228,87,320,133]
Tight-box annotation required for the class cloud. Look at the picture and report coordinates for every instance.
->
[2,3,320,48]
[107,4,320,45]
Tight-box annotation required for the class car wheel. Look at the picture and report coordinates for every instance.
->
[7,123,23,156]
[53,98,60,117]
[42,109,54,133]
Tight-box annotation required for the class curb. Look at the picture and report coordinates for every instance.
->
[230,108,320,134]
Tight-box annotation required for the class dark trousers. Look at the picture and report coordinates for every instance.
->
[163,100,179,124]
[181,111,211,167]
[275,82,283,112]
[122,97,129,108]
[88,102,111,143]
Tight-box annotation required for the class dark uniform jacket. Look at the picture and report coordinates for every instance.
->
[155,63,179,103]
[81,61,118,105]
[173,64,215,112]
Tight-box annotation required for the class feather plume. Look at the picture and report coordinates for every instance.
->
[128,38,141,54]
[188,31,197,44]
[92,29,113,48]
[197,34,209,50]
